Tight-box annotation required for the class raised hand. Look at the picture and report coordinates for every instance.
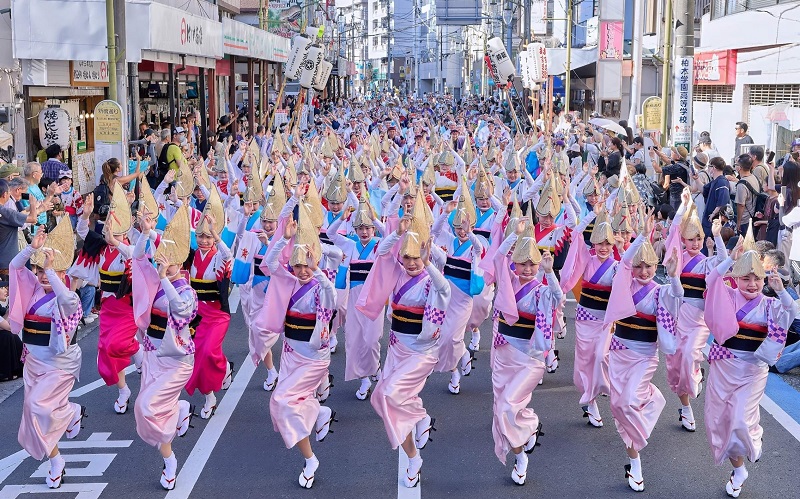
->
[284,219,298,239]
[31,227,47,249]
[665,247,679,277]
[541,251,554,273]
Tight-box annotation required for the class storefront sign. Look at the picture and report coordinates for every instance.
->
[268,0,304,39]
[94,100,125,184]
[694,50,737,86]
[70,61,110,87]
[150,2,223,59]
[599,21,623,60]
[672,56,694,149]
[38,106,70,149]
[641,96,662,132]
[222,18,290,63]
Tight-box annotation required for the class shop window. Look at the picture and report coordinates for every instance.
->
[747,84,800,106]
[601,100,621,118]
[693,84,734,103]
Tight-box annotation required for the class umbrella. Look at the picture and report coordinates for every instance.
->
[597,122,628,137]
[588,117,611,126]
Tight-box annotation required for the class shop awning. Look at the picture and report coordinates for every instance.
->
[546,47,599,76]
[222,18,290,64]
[12,0,222,64]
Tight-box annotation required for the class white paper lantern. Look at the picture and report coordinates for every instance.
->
[527,43,548,83]
[486,37,515,84]
[313,60,333,91]
[38,106,70,150]
[299,46,323,89]
[285,35,312,81]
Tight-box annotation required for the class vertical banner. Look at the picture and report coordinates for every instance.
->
[598,21,623,60]
[672,56,694,149]
[94,100,126,187]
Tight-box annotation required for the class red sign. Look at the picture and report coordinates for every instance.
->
[694,50,737,86]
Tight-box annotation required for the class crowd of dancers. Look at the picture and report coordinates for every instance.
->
[9,101,795,497]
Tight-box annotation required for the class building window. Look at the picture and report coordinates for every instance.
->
[373,37,378,47]
[747,84,800,106]
[693,85,734,103]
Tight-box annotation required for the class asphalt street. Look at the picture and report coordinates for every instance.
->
[1,300,799,498]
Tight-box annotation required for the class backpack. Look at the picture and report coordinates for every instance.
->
[736,176,768,218]
[649,181,669,206]
[93,182,111,220]
[149,143,179,188]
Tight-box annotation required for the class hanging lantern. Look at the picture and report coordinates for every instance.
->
[527,43,548,83]
[38,106,70,150]
[285,34,312,81]
[312,60,333,92]
[299,45,323,89]
[486,37,515,84]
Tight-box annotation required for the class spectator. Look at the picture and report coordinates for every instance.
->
[93,158,140,232]
[780,159,800,283]
[734,154,761,234]
[0,281,23,381]
[631,162,655,207]
[0,163,22,182]
[628,137,646,171]
[40,144,68,181]
[701,157,731,248]
[20,162,50,229]
[749,145,769,186]
[734,121,754,162]
[148,128,182,189]
[695,135,720,161]
[7,177,27,210]
[658,146,691,210]
[601,137,624,178]
[0,178,42,273]
[59,169,82,228]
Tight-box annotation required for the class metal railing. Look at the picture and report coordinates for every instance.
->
[711,0,798,20]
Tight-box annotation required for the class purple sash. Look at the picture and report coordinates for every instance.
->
[155,278,190,302]
[736,294,763,322]
[515,279,541,302]
[589,258,614,284]
[28,292,55,315]
[682,254,704,273]
[393,270,428,303]
[288,279,319,310]
[632,282,657,305]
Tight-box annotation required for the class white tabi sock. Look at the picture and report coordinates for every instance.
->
[681,404,694,422]
[732,465,748,487]
[163,453,177,476]
[49,453,65,474]
[118,385,131,402]
[204,392,216,409]
[588,400,600,418]
[545,349,556,365]
[132,345,144,369]
[304,455,319,476]
[407,453,423,477]
[629,456,642,479]
[515,450,528,470]
[359,377,371,393]
[450,370,461,385]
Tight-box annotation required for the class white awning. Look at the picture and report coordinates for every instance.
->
[546,47,598,76]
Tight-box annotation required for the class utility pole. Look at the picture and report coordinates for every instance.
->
[105,0,117,102]
[628,0,645,133]
[565,0,572,113]
[414,0,419,97]
[659,0,673,145]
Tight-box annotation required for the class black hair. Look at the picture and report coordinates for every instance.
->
[736,122,749,133]
[45,144,61,159]
[634,163,647,175]
[764,248,786,268]
[749,145,764,161]
[737,154,753,171]
[0,178,8,198]
[781,160,800,209]
[657,203,675,221]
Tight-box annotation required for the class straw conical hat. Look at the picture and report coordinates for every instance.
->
[451,176,476,227]
[589,221,615,245]
[352,193,375,228]
[399,190,431,259]
[243,174,264,204]
[742,221,757,252]
[30,216,76,272]
[248,138,261,162]
[583,179,600,197]
[505,193,524,238]
[680,203,704,240]
[535,177,561,218]
[631,240,659,267]
[284,159,298,188]
[422,159,436,186]
[272,130,287,155]
[263,174,287,221]
[504,150,519,172]
[155,204,191,266]
[321,139,335,159]
[107,183,132,236]
[438,151,455,167]
[462,143,474,165]
[324,170,348,204]
[301,179,324,229]
[175,160,196,198]
[731,250,766,278]
[473,162,494,199]
[196,187,225,236]
[289,204,322,267]
[511,213,542,264]
[347,159,366,183]
[138,180,159,220]
[611,203,633,233]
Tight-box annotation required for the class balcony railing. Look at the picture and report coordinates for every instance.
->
[711,0,798,20]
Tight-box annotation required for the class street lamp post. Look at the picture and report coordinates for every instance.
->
[503,2,513,58]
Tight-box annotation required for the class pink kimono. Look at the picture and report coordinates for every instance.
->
[605,235,681,452]
[10,246,83,460]
[132,234,198,447]
[262,236,336,449]
[184,241,233,395]
[490,232,562,463]
[326,215,387,381]
[704,258,795,464]
[560,213,617,406]
[430,213,485,373]
[663,208,728,399]
[356,231,451,449]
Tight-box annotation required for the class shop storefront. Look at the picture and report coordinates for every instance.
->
[222,18,290,134]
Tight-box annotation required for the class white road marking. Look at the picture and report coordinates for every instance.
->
[70,366,136,398]
[760,395,800,442]
[0,451,28,485]
[397,447,421,499]
[0,482,107,498]
[165,356,256,499]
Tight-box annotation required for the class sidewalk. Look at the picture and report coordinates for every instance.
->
[0,321,99,404]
